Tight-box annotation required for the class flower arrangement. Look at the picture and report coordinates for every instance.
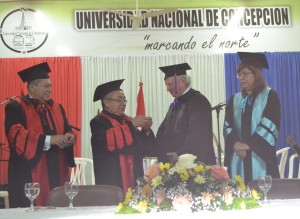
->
[116,154,261,214]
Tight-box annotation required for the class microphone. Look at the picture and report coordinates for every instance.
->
[1,96,18,105]
[286,136,300,155]
[211,101,227,111]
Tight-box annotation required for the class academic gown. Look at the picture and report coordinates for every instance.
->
[4,95,75,208]
[156,88,216,165]
[223,89,280,184]
[90,110,156,192]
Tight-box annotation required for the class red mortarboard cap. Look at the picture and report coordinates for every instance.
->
[238,52,269,69]
[159,63,191,80]
[18,62,51,83]
[93,79,125,102]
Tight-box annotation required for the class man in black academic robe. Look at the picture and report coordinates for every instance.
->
[156,63,216,165]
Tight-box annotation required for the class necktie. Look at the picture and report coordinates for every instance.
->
[241,95,253,113]
[36,102,54,132]
[170,99,180,116]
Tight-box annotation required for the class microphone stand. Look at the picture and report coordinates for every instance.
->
[212,101,227,166]
[1,96,18,105]
[286,136,300,155]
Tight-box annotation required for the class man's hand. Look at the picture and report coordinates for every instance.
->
[143,117,153,131]
[50,135,72,149]
[233,141,249,159]
[131,116,152,128]
[65,133,76,145]
[236,150,247,158]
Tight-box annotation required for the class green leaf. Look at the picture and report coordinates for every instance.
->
[116,206,140,214]
[159,199,173,211]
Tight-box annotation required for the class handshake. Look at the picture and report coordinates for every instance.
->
[131,115,152,129]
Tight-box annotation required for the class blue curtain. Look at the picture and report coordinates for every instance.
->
[224,52,300,177]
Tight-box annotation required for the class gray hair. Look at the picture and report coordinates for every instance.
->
[177,75,191,87]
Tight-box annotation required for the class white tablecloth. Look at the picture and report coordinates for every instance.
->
[1,199,299,219]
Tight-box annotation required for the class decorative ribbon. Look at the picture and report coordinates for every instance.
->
[174,74,178,94]
[170,99,180,116]
[35,101,53,130]
[240,95,253,113]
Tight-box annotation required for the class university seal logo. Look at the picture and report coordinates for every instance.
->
[0,7,48,54]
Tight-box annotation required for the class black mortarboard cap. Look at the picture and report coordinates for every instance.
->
[18,62,51,83]
[159,63,191,80]
[237,52,269,69]
[93,79,124,102]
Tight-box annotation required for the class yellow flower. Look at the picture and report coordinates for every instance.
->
[194,164,204,173]
[251,189,260,200]
[235,175,242,184]
[239,183,246,191]
[115,203,124,213]
[235,175,246,191]
[159,162,171,171]
[115,154,261,213]
[180,169,189,181]
[164,162,171,170]
[137,200,148,213]
[194,174,205,184]
[152,175,163,188]
[124,188,132,204]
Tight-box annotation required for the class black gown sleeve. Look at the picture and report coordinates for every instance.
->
[59,104,75,167]
[246,90,281,164]
[5,100,26,135]
[5,100,45,167]
[223,96,240,167]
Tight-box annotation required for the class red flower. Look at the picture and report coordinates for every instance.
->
[211,165,230,180]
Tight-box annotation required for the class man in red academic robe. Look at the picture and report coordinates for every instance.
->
[5,62,76,208]
[90,79,156,193]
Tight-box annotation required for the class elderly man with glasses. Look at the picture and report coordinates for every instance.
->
[90,79,156,193]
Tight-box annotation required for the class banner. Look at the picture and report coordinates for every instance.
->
[0,0,299,57]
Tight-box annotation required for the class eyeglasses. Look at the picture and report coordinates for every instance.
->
[105,98,128,104]
[236,71,254,79]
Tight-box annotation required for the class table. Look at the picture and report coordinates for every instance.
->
[1,199,299,219]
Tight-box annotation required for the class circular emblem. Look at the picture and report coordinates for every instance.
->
[0,7,48,54]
